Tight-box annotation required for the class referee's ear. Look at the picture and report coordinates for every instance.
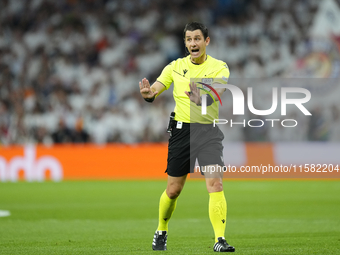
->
[205,36,210,46]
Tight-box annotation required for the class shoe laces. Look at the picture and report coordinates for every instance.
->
[156,234,166,243]
[218,238,228,246]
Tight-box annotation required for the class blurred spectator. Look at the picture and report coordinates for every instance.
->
[308,107,330,141]
[51,119,74,144]
[73,118,90,143]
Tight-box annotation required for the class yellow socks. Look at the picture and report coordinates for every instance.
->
[209,191,227,243]
[157,190,178,231]
[156,189,226,242]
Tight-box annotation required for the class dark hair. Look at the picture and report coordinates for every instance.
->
[183,22,209,40]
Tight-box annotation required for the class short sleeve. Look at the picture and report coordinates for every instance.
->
[215,63,230,80]
[156,62,174,90]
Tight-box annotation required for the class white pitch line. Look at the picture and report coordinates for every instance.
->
[0,210,11,217]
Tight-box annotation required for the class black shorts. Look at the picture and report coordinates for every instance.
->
[165,122,224,177]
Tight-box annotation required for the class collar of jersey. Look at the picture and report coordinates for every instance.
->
[189,55,209,66]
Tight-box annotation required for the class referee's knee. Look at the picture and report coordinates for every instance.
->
[166,187,183,199]
[206,178,223,193]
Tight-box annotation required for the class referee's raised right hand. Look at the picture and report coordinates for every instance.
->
[139,78,158,99]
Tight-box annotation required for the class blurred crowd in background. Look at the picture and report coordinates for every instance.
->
[0,0,339,145]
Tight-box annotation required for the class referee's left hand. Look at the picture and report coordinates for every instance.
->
[185,82,201,105]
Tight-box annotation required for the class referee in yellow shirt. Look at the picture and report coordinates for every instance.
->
[139,22,235,252]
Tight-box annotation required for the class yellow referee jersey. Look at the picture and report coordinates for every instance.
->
[157,55,230,123]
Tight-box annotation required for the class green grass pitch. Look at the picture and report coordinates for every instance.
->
[0,179,339,254]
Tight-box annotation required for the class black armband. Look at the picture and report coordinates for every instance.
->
[144,96,155,103]
[198,95,214,106]
[206,95,214,106]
